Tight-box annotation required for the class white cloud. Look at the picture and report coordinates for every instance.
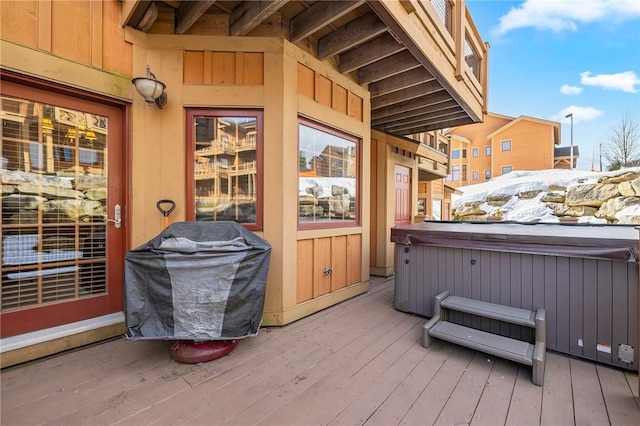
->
[580,71,640,93]
[560,84,583,95]
[494,0,640,35]
[553,105,603,123]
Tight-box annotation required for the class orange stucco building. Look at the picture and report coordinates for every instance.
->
[445,112,569,187]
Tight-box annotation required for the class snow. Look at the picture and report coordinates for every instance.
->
[452,168,640,223]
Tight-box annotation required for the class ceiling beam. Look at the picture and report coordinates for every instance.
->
[124,0,154,29]
[374,105,462,129]
[136,2,158,32]
[318,11,387,60]
[380,112,470,134]
[367,0,481,124]
[229,0,288,36]
[371,80,444,110]
[372,91,455,120]
[357,50,420,85]
[372,100,461,126]
[369,67,434,97]
[290,0,365,42]
[419,116,477,132]
[339,33,404,73]
[175,0,217,34]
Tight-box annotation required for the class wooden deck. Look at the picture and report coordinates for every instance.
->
[2,276,639,425]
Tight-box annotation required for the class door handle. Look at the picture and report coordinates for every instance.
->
[106,204,122,228]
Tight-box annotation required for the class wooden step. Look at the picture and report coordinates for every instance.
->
[441,295,536,327]
[427,320,534,366]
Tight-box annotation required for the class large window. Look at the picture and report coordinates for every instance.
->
[451,149,460,159]
[502,139,512,151]
[298,119,359,227]
[187,110,262,231]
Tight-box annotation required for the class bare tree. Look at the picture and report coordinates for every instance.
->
[603,112,640,170]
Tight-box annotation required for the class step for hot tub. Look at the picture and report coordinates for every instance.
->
[423,291,546,386]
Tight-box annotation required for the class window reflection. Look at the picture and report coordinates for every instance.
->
[298,121,358,225]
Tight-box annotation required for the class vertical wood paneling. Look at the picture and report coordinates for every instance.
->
[521,254,534,343]
[37,0,52,51]
[489,251,501,334]
[297,63,315,99]
[90,0,103,68]
[331,236,347,291]
[296,239,314,303]
[102,0,131,75]
[203,51,212,84]
[582,259,598,360]
[242,52,264,85]
[212,51,236,84]
[313,238,332,298]
[315,74,332,107]
[499,251,511,336]
[544,256,557,350]
[183,51,204,83]
[612,264,628,368]
[461,249,472,326]
[628,263,639,369]
[480,250,491,332]
[596,260,612,365]
[235,52,245,84]
[51,1,91,64]
[332,83,348,114]
[555,257,570,354]
[1,1,37,47]
[471,249,482,330]
[346,234,362,285]
[569,257,584,357]
[348,92,363,121]
[510,253,523,340]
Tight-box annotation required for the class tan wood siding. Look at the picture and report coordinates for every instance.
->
[183,51,264,85]
[332,236,348,291]
[296,239,314,303]
[347,233,362,285]
[312,237,332,298]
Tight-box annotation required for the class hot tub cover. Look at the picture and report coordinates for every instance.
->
[124,221,271,341]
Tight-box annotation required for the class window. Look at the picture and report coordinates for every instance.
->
[450,165,460,181]
[298,119,359,228]
[462,149,467,158]
[472,147,478,158]
[485,145,491,156]
[451,149,460,159]
[432,199,442,221]
[462,164,467,182]
[502,139,512,151]
[472,170,479,181]
[188,110,263,231]
[485,170,491,179]
[502,166,513,175]
[1,93,112,312]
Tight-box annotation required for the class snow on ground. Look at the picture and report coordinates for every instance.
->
[452,168,640,223]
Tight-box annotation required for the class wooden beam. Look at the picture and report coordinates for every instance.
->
[176,0,217,34]
[380,112,470,134]
[136,1,158,32]
[371,91,454,119]
[357,50,420,85]
[371,80,443,110]
[318,11,387,60]
[290,0,365,42]
[124,0,154,29]
[230,0,288,36]
[374,105,462,129]
[369,67,434,97]
[339,33,404,73]
[372,100,460,126]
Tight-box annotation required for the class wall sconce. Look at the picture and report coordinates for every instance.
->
[132,65,167,109]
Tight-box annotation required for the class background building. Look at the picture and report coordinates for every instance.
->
[444,113,572,187]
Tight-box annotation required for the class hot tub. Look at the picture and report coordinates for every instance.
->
[391,221,639,371]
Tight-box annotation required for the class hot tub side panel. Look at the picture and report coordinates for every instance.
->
[394,242,638,371]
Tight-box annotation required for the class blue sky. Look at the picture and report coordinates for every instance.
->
[464,0,640,171]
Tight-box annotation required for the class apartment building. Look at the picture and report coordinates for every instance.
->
[444,113,568,187]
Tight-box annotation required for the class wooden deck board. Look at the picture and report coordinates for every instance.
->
[1,276,639,426]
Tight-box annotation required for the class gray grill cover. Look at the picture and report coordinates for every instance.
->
[124,221,271,341]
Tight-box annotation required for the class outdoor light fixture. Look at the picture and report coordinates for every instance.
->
[132,65,167,109]
[565,113,574,170]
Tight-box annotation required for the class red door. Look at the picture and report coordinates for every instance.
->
[394,164,411,226]
[1,77,127,337]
